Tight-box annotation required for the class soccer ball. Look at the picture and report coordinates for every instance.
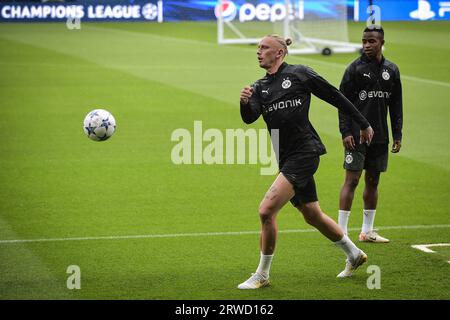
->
[83,109,116,141]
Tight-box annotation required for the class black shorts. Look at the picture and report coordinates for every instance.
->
[343,143,388,172]
[280,155,320,208]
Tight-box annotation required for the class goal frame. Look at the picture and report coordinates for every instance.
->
[217,0,361,55]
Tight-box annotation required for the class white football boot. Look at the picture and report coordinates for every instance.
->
[337,250,368,278]
[359,230,390,243]
[237,272,270,289]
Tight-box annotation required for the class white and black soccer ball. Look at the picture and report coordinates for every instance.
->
[83,109,116,141]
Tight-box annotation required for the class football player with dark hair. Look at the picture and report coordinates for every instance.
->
[338,26,403,243]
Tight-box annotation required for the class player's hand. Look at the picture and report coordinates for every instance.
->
[240,86,253,105]
[391,139,402,153]
[343,135,356,150]
[360,126,374,146]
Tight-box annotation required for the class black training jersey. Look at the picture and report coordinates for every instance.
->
[240,62,370,168]
[339,54,403,144]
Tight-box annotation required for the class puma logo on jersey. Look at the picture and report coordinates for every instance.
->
[363,73,371,79]
[262,89,269,95]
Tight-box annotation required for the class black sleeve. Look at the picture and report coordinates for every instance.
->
[389,67,403,141]
[300,66,370,130]
[240,82,262,124]
[338,65,357,138]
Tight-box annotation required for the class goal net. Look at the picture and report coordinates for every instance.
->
[216,0,361,54]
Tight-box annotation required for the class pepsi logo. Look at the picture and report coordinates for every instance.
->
[215,0,237,22]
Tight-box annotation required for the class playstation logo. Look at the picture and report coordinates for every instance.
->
[410,0,435,20]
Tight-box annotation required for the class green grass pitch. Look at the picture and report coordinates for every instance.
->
[0,21,450,300]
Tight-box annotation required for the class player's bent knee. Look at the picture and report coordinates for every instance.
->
[258,204,277,222]
[303,211,323,226]
[259,206,275,218]
[299,203,320,225]
[302,214,316,226]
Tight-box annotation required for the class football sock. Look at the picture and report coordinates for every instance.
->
[362,209,376,233]
[338,210,351,234]
[256,252,273,278]
[334,235,360,262]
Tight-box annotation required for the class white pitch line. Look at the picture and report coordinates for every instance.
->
[0,224,449,245]
[411,243,450,253]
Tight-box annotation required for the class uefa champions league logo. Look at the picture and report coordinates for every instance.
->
[215,0,237,22]
[142,3,158,20]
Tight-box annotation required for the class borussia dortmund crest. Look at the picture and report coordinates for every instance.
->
[345,154,354,164]
[282,78,291,89]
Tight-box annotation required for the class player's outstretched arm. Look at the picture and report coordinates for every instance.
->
[301,67,371,133]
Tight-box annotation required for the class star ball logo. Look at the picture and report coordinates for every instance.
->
[215,0,237,22]
[142,3,158,20]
